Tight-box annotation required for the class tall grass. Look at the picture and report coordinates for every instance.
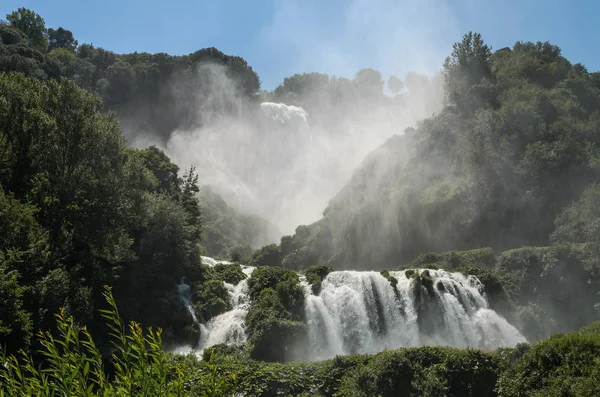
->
[0,286,236,396]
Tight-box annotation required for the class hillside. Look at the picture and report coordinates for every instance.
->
[2,7,600,397]
[275,35,600,270]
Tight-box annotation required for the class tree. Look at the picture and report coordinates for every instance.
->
[6,8,47,50]
[387,75,404,95]
[48,27,78,52]
[103,59,137,105]
[354,68,384,98]
[0,268,32,354]
[443,32,495,115]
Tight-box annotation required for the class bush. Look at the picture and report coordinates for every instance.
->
[577,321,600,335]
[380,268,398,288]
[337,347,498,397]
[0,286,237,396]
[412,247,496,270]
[496,333,600,397]
[194,279,230,321]
[250,244,282,267]
[246,267,306,361]
[247,266,300,302]
[213,263,246,285]
[304,265,333,294]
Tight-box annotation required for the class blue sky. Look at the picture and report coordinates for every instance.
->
[1,0,597,89]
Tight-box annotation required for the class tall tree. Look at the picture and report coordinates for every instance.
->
[47,27,78,52]
[387,75,404,95]
[5,8,47,51]
[443,32,495,115]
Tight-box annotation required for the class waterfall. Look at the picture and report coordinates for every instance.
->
[176,260,525,360]
[303,269,526,361]
[198,265,255,350]
[177,279,199,325]
[260,102,309,127]
[176,262,255,355]
[200,256,232,267]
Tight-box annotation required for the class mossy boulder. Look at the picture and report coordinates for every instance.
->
[380,269,398,288]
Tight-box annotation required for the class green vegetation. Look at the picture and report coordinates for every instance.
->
[3,288,600,396]
[275,33,600,271]
[2,6,600,395]
[246,266,306,361]
[250,244,282,267]
[496,333,600,396]
[0,65,207,352]
[303,264,333,294]
[213,263,247,285]
[0,287,236,396]
[199,186,277,260]
[0,9,260,143]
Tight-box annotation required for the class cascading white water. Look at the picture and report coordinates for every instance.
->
[175,260,255,355]
[198,265,255,350]
[177,260,525,360]
[303,269,526,361]
[177,280,199,325]
[200,256,232,267]
[260,102,309,127]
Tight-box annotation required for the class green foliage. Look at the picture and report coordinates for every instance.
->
[0,287,237,396]
[576,321,600,335]
[496,245,598,340]
[6,8,47,51]
[0,72,206,352]
[303,265,333,294]
[213,263,246,285]
[551,183,600,244]
[496,332,600,397]
[47,27,77,51]
[337,347,498,397]
[250,244,282,267]
[195,279,231,321]
[380,269,398,288]
[199,185,276,259]
[246,267,306,361]
[0,268,32,354]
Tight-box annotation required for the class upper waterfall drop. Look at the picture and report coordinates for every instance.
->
[260,102,309,127]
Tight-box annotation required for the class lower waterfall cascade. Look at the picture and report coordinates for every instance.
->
[302,269,526,361]
[176,259,526,360]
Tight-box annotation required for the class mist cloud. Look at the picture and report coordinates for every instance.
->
[256,0,461,88]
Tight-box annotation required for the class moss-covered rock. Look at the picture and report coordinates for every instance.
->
[380,269,398,288]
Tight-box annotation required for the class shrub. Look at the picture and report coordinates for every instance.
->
[250,244,282,267]
[195,279,231,321]
[304,265,333,295]
[246,267,306,361]
[496,333,600,397]
[213,263,246,285]
[0,286,237,396]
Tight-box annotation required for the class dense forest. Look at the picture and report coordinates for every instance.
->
[2,6,600,396]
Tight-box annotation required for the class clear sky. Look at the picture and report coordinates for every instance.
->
[1,0,597,89]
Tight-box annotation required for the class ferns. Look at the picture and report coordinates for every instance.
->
[0,286,236,396]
